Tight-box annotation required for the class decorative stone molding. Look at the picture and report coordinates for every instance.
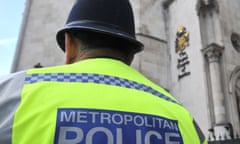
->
[196,0,219,16]
[202,43,224,63]
[208,123,233,141]
[228,67,240,135]
[233,76,240,120]
[197,0,223,49]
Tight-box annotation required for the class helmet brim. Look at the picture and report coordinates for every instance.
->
[56,21,144,54]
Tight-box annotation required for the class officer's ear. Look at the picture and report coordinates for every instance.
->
[65,32,79,64]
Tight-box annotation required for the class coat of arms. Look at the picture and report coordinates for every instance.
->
[175,26,191,80]
[175,26,189,53]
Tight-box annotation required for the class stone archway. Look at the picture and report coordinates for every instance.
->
[234,75,240,117]
[229,67,240,135]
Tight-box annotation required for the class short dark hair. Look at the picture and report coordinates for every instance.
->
[68,30,135,55]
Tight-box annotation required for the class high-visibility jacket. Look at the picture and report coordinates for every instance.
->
[0,58,207,144]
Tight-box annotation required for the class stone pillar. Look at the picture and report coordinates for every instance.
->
[203,44,226,124]
[203,44,230,139]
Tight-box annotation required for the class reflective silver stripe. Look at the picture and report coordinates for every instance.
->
[193,119,205,144]
[0,71,26,143]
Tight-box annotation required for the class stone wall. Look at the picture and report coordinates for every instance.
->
[218,0,240,136]
[166,0,209,135]
[130,0,170,89]
[12,0,74,71]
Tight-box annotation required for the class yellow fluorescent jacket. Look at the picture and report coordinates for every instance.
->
[0,58,207,144]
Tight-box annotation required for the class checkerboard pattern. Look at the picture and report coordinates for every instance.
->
[25,73,178,104]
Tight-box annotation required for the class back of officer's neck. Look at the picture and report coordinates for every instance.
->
[70,48,133,65]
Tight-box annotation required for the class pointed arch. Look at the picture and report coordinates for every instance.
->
[229,66,240,134]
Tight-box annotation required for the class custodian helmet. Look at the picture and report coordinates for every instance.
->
[56,0,143,53]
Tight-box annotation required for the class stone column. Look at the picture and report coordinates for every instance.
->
[203,44,230,139]
[203,44,226,124]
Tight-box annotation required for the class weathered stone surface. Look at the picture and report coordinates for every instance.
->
[132,35,169,89]
[12,0,74,71]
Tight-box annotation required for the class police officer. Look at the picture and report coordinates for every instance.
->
[0,0,207,143]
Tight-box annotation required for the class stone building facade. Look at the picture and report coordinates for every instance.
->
[12,0,240,139]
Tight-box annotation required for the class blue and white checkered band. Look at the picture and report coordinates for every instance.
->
[25,73,178,104]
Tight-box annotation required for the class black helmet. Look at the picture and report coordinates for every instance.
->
[56,0,143,53]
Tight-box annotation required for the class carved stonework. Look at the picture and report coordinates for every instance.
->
[234,76,240,118]
[196,0,219,16]
[229,68,240,135]
[197,0,223,49]
[231,33,240,53]
[202,43,224,63]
